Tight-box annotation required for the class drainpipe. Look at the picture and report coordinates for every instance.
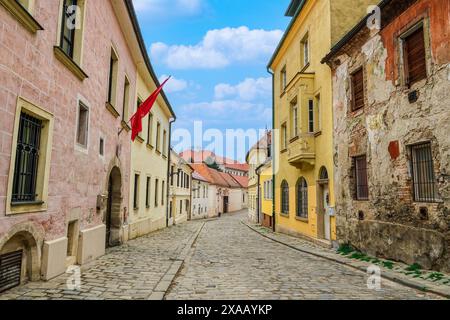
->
[166,118,176,227]
[267,67,276,232]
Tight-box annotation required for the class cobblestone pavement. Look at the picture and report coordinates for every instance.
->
[0,221,203,300]
[0,211,443,300]
[165,211,442,300]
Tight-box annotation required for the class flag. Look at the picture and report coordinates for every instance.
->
[130,77,171,141]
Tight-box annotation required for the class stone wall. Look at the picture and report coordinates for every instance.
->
[331,0,450,271]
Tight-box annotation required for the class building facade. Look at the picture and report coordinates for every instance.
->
[127,67,175,241]
[324,0,450,271]
[258,161,273,229]
[268,0,373,246]
[191,172,210,220]
[169,150,193,225]
[0,0,162,288]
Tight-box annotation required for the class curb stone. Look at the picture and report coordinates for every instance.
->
[242,220,450,300]
[147,221,206,300]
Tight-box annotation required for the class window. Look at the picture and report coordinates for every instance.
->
[179,200,182,214]
[177,169,181,187]
[170,165,174,186]
[291,99,298,138]
[308,99,314,133]
[410,142,437,202]
[281,66,287,91]
[296,178,308,218]
[281,123,287,150]
[99,138,104,156]
[76,102,89,148]
[146,177,151,208]
[281,180,289,214]
[315,94,321,131]
[186,174,190,189]
[147,112,153,146]
[12,112,42,203]
[154,179,159,207]
[122,77,130,122]
[59,0,78,58]
[133,174,140,209]
[161,181,165,206]
[351,68,364,111]
[163,130,167,156]
[353,155,369,200]
[107,48,119,107]
[156,122,161,152]
[403,25,427,85]
[301,34,310,67]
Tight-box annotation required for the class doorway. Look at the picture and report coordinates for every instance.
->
[223,196,229,213]
[105,167,122,248]
[317,167,331,241]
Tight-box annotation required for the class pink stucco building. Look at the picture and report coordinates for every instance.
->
[0,0,169,290]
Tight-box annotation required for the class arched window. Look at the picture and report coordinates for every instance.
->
[281,180,289,214]
[319,166,329,181]
[296,178,308,218]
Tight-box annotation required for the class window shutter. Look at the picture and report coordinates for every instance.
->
[351,68,364,111]
[405,27,427,85]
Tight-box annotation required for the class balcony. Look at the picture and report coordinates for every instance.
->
[287,134,315,169]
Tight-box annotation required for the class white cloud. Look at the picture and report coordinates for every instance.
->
[133,0,203,17]
[159,75,188,93]
[151,27,283,69]
[214,77,272,101]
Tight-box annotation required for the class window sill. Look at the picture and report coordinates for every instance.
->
[348,107,364,117]
[300,62,310,73]
[280,149,288,154]
[314,131,322,138]
[105,102,120,118]
[53,46,88,81]
[295,216,309,223]
[162,154,167,160]
[279,213,289,218]
[121,121,131,132]
[289,136,299,144]
[0,0,44,34]
[146,143,154,151]
[155,149,162,155]
[135,136,144,144]
[11,200,44,207]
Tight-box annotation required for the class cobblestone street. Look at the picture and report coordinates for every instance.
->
[0,211,443,300]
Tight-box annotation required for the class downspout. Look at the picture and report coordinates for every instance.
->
[267,67,276,232]
[166,118,176,227]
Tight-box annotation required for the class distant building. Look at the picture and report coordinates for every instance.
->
[169,150,193,225]
[191,172,210,220]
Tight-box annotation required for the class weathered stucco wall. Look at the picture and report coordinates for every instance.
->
[331,0,450,271]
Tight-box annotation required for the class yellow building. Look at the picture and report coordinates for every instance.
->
[258,161,273,229]
[127,69,175,241]
[268,0,373,245]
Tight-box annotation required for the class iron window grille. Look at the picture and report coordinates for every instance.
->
[354,155,369,200]
[296,178,308,218]
[60,0,78,58]
[410,142,438,202]
[281,180,289,214]
[12,112,42,203]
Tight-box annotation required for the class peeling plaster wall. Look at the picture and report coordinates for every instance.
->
[331,1,450,271]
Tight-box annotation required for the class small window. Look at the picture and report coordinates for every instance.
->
[308,99,314,133]
[301,34,310,67]
[122,77,130,122]
[281,180,289,214]
[107,48,119,106]
[281,123,287,150]
[351,68,364,111]
[99,138,104,156]
[315,94,321,131]
[133,174,140,209]
[353,155,369,200]
[170,165,174,186]
[296,178,308,218]
[281,66,287,91]
[146,177,151,208]
[147,112,153,146]
[163,129,167,156]
[410,142,438,202]
[156,122,161,152]
[76,102,89,148]
[179,200,182,214]
[12,113,42,203]
[291,99,298,138]
[403,25,427,85]
[161,181,165,206]
[154,179,159,207]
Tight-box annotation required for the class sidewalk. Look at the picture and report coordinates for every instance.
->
[242,220,450,299]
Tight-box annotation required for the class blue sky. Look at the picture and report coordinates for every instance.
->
[133,0,291,158]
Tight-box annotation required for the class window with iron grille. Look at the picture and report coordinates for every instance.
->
[353,155,369,200]
[60,0,78,58]
[403,25,427,86]
[296,178,308,218]
[281,180,289,214]
[351,68,364,111]
[410,142,438,202]
[12,113,42,203]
